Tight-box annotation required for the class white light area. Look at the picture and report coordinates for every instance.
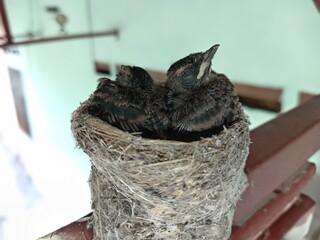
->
[0,50,91,240]
[1,132,91,240]
[0,142,26,217]
[1,129,91,240]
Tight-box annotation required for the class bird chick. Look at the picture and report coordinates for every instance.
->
[88,65,167,139]
[166,44,240,138]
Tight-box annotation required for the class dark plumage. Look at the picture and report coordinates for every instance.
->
[151,82,170,138]
[166,44,240,139]
[88,65,167,139]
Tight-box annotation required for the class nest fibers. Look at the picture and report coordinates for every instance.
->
[71,99,250,240]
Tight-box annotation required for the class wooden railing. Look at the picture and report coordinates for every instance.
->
[40,95,320,240]
[231,94,320,239]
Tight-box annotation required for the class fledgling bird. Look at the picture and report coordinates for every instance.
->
[88,65,167,139]
[166,44,240,139]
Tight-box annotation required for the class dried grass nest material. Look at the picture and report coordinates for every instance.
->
[71,99,250,240]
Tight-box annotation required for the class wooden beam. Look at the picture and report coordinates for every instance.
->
[257,194,316,240]
[314,0,320,12]
[146,68,166,81]
[95,61,111,75]
[234,95,320,222]
[39,214,93,240]
[0,0,12,43]
[235,83,282,112]
[230,163,316,239]
[299,91,317,105]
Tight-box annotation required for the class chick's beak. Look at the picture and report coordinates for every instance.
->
[197,44,220,80]
[203,44,220,63]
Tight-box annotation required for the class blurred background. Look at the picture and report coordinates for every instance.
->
[0,0,320,239]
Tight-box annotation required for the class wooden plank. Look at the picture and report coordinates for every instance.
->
[39,214,93,240]
[230,163,316,240]
[234,83,282,112]
[314,0,320,12]
[234,95,320,222]
[95,61,111,75]
[299,91,317,105]
[0,0,12,43]
[146,68,166,81]
[257,194,316,240]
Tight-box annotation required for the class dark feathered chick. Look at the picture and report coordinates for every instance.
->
[166,44,240,134]
[88,65,167,139]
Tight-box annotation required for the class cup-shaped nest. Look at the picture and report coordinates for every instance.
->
[71,99,250,240]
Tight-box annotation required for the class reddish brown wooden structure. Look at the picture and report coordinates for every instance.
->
[314,0,320,12]
[234,83,282,112]
[0,0,12,43]
[257,194,316,240]
[40,95,320,239]
[299,91,317,104]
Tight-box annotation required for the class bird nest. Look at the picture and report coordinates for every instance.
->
[71,99,250,240]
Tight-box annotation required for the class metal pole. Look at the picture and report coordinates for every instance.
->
[0,29,119,48]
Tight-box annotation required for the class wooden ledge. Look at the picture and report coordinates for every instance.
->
[39,214,93,240]
[95,61,111,75]
[230,163,316,239]
[234,83,282,112]
[299,91,317,105]
[234,95,320,222]
[257,194,316,240]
